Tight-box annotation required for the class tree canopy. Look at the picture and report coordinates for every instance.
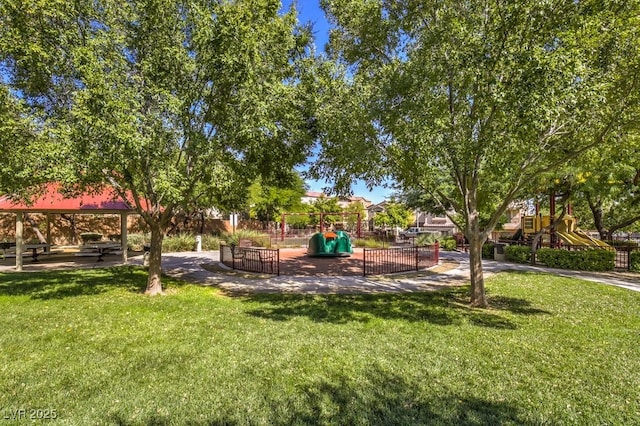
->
[314,0,640,306]
[248,172,308,226]
[0,0,316,293]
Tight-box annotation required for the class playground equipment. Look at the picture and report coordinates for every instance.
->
[307,230,353,257]
[520,214,609,247]
[280,212,362,240]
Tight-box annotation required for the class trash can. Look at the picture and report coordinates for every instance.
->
[195,235,202,252]
[494,243,507,261]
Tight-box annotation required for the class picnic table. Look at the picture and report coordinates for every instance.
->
[75,242,122,262]
[24,243,50,262]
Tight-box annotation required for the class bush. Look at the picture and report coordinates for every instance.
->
[127,234,150,251]
[438,237,457,251]
[482,242,495,259]
[80,232,102,243]
[505,245,531,264]
[536,248,615,272]
[353,238,386,248]
[162,233,197,253]
[630,251,640,273]
[201,234,222,251]
[416,233,437,246]
[223,230,269,247]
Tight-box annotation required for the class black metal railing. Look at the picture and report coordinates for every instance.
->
[220,244,280,275]
[363,244,439,276]
[610,245,639,270]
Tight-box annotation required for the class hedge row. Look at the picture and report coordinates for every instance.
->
[504,245,531,264]
[536,248,615,272]
[482,242,495,259]
[630,251,640,273]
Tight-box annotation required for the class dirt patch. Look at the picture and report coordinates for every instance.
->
[278,248,364,276]
[210,249,459,279]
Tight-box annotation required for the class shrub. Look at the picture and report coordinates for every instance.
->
[482,242,495,259]
[162,233,196,253]
[630,251,640,273]
[127,233,150,251]
[223,230,269,247]
[536,248,615,272]
[201,234,222,251]
[438,236,457,251]
[505,245,531,264]
[416,233,437,246]
[80,232,102,243]
[353,238,387,248]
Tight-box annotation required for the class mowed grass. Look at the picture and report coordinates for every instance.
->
[0,267,639,425]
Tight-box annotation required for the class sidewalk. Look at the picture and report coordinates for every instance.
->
[146,251,640,294]
[3,250,638,294]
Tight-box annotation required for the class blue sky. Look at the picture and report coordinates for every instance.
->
[282,0,393,204]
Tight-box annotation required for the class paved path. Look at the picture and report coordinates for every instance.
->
[130,251,640,294]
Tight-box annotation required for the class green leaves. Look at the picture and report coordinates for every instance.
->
[314,0,640,304]
[1,0,316,211]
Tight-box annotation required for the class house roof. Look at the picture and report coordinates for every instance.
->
[0,183,137,214]
[304,191,326,198]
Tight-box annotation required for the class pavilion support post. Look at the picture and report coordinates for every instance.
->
[16,212,23,272]
[120,213,128,263]
[46,213,52,248]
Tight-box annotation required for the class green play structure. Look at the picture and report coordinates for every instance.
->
[307,231,353,257]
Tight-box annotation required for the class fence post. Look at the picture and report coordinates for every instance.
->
[415,246,419,272]
[363,248,367,276]
[277,249,280,276]
[231,245,236,270]
[434,242,440,266]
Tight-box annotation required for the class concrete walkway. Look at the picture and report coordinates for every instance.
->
[129,250,640,294]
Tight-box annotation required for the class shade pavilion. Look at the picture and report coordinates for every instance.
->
[0,185,137,271]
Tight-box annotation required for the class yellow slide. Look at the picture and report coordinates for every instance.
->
[556,230,590,246]
[573,230,610,247]
[556,230,610,247]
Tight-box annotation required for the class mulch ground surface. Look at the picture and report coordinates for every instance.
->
[278,248,364,276]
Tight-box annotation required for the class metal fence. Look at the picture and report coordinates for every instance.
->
[220,244,280,275]
[607,245,638,270]
[363,244,439,276]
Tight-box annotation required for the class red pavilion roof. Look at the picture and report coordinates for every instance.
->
[0,184,138,213]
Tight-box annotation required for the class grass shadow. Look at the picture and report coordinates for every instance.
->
[106,364,532,425]
[0,266,174,299]
[275,366,530,426]
[244,286,549,329]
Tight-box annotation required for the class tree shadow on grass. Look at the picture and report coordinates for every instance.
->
[244,287,550,329]
[107,365,535,425]
[273,366,530,426]
[0,266,178,299]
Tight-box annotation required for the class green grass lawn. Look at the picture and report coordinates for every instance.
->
[0,267,638,425]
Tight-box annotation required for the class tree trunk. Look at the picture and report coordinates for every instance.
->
[468,236,487,308]
[530,231,544,266]
[586,194,606,240]
[145,224,165,295]
[24,213,47,244]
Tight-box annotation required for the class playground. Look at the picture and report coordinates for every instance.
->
[279,247,363,276]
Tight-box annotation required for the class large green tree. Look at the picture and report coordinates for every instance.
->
[373,201,412,232]
[0,0,315,294]
[572,134,640,239]
[248,172,308,227]
[314,0,640,306]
